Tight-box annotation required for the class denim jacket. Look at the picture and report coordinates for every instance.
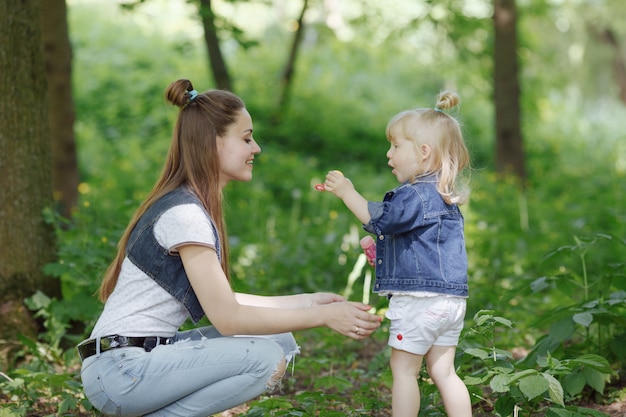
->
[125,186,220,323]
[364,177,468,297]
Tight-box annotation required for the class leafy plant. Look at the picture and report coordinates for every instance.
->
[462,310,613,417]
[0,335,92,416]
[523,235,626,369]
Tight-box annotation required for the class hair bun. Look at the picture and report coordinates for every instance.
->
[435,91,460,111]
[165,79,195,108]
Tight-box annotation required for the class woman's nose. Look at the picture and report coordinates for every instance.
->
[252,139,261,154]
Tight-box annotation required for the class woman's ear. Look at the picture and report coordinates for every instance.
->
[421,144,432,161]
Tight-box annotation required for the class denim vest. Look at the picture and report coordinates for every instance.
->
[125,187,220,323]
[364,177,468,297]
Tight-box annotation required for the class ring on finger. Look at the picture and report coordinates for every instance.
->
[355,326,360,335]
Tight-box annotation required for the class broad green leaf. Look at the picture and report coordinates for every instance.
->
[494,395,517,417]
[474,312,494,326]
[545,408,576,417]
[562,372,586,396]
[494,348,514,360]
[543,373,564,407]
[572,312,593,327]
[581,300,599,309]
[518,375,549,400]
[463,375,486,385]
[609,290,626,300]
[490,373,512,393]
[24,290,52,310]
[530,276,551,292]
[493,316,514,327]
[58,397,76,414]
[508,369,538,384]
[610,334,626,362]
[550,317,576,342]
[313,375,353,390]
[463,347,490,359]
[249,397,294,411]
[572,354,612,373]
[583,368,606,394]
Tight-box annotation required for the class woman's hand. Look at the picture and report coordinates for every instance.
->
[322,301,382,340]
[310,292,345,306]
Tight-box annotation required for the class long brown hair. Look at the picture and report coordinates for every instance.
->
[98,79,244,302]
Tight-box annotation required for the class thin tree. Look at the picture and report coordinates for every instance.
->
[0,0,60,344]
[118,0,234,91]
[199,0,233,91]
[493,0,526,182]
[272,0,309,124]
[588,25,626,105]
[41,0,79,219]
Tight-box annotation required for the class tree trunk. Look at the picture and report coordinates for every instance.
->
[493,0,526,182]
[588,25,626,105]
[41,0,79,219]
[273,0,309,124]
[0,0,60,349]
[199,0,233,91]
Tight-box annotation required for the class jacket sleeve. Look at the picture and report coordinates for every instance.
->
[364,186,424,236]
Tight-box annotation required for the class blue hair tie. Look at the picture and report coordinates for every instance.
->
[188,89,198,102]
[434,107,443,113]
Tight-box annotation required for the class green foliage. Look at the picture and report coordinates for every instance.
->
[0,334,91,417]
[4,1,625,415]
[462,311,613,417]
[522,235,626,369]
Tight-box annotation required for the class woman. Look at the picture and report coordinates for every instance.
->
[78,79,382,417]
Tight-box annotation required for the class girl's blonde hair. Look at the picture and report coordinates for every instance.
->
[98,79,242,302]
[385,91,470,204]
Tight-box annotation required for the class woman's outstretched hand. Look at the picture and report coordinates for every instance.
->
[322,301,382,340]
[310,292,346,305]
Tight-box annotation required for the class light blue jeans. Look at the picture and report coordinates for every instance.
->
[80,327,300,416]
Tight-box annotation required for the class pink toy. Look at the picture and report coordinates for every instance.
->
[360,235,376,267]
[314,170,343,192]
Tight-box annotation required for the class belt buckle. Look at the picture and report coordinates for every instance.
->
[111,335,129,348]
[76,339,91,361]
[143,337,158,352]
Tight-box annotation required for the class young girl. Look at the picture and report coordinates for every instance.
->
[322,91,472,417]
[77,79,382,417]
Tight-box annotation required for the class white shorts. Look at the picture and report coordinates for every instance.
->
[385,294,467,355]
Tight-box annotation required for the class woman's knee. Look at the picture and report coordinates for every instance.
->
[267,356,287,390]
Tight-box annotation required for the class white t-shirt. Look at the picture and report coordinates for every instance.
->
[90,204,216,338]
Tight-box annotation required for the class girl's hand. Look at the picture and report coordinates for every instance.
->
[323,170,354,198]
[323,301,382,340]
[310,292,345,306]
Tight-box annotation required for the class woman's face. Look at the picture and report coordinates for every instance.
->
[217,108,261,187]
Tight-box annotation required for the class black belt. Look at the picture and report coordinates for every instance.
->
[77,335,169,361]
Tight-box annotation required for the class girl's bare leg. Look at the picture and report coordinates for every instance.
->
[390,348,423,417]
[425,345,472,417]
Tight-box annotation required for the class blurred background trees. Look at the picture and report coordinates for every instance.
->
[0,0,624,414]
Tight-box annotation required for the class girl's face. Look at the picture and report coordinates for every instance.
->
[217,108,261,187]
[386,135,429,183]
